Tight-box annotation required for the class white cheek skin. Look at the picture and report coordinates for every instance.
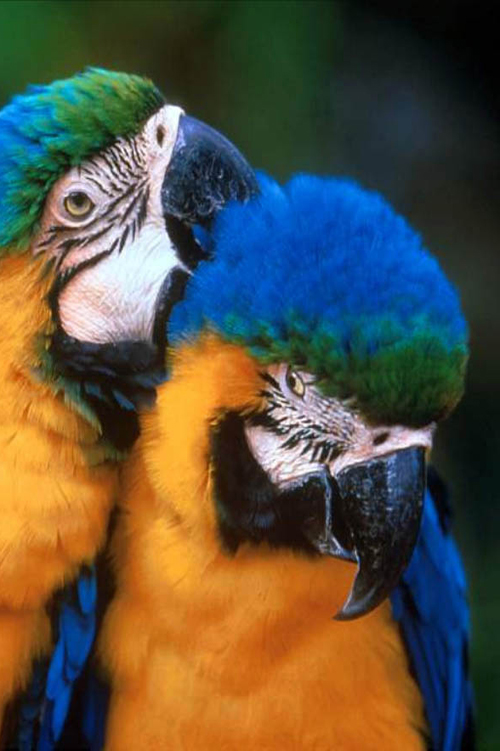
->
[244,388,434,489]
[34,104,185,262]
[328,424,434,476]
[58,226,183,343]
[45,105,190,345]
[144,105,184,226]
[245,424,324,488]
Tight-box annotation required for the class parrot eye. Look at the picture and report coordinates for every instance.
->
[63,191,95,219]
[285,367,306,398]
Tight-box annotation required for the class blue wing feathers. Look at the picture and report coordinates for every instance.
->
[16,564,99,750]
[60,605,96,681]
[16,660,47,751]
[77,567,98,616]
[45,641,64,701]
[81,674,110,751]
[391,470,474,750]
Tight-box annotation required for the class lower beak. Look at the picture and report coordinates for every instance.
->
[161,114,259,227]
[302,447,426,620]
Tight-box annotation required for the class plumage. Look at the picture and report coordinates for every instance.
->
[98,174,472,749]
[35,567,97,749]
[170,173,467,426]
[392,471,474,749]
[0,69,163,250]
[16,660,46,751]
[0,68,257,747]
[99,337,427,750]
[0,254,117,729]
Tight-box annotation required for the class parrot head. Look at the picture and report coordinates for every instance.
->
[162,173,468,620]
[0,68,257,446]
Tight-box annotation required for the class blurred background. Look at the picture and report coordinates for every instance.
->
[0,1,498,746]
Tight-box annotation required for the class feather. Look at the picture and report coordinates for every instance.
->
[169,173,468,427]
[77,566,98,617]
[0,69,164,250]
[81,674,110,751]
[391,472,474,750]
[16,660,47,751]
[17,566,98,750]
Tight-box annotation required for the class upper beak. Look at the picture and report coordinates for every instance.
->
[161,114,259,227]
[302,447,426,621]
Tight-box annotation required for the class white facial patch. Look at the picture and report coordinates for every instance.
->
[244,363,434,488]
[33,105,190,344]
[328,423,434,477]
[58,226,180,343]
[245,422,325,486]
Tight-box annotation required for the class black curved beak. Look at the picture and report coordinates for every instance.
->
[302,447,426,621]
[161,115,259,227]
[333,447,426,620]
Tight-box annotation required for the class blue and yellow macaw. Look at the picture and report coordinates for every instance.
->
[97,174,473,750]
[0,68,256,749]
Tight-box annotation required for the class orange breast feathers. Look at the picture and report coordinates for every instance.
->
[99,335,427,751]
[0,255,118,726]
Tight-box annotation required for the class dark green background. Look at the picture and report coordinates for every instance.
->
[1,1,498,747]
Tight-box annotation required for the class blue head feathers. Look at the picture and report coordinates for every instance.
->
[170,173,468,426]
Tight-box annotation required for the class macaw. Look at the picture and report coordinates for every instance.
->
[0,68,257,749]
[98,174,473,750]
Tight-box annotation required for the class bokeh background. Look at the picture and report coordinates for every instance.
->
[1,1,498,746]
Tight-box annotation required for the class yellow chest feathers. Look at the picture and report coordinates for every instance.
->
[102,498,427,750]
[0,254,118,608]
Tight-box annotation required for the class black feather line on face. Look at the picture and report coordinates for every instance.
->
[249,370,353,464]
[46,266,179,451]
[45,242,161,451]
[39,121,213,451]
[45,251,193,451]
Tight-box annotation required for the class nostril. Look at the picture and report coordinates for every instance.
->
[156,125,165,147]
[373,431,390,446]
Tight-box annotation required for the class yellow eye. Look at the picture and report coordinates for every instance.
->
[64,191,94,219]
[285,367,306,398]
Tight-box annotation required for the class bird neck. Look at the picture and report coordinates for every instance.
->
[0,253,113,460]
